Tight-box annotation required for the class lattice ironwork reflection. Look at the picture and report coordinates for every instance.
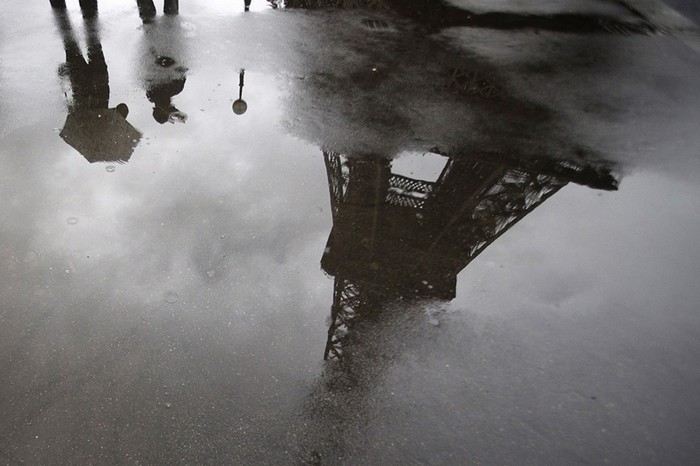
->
[282,0,392,10]
[321,150,617,360]
[447,68,501,99]
[323,278,361,360]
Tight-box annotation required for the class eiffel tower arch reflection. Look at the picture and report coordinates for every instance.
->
[320,150,619,361]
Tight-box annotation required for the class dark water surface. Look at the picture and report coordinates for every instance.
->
[1,1,700,464]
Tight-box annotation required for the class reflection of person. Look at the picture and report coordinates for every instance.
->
[137,0,179,23]
[52,8,140,163]
[50,0,99,18]
[54,7,110,112]
[137,9,189,124]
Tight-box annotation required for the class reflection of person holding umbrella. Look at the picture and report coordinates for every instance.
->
[53,8,141,163]
[137,8,189,125]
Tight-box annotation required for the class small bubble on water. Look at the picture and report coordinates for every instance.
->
[66,217,79,225]
[164,402,172,409]
[220,235,226,239]
[106,165,116,172]
[164,292,179,304]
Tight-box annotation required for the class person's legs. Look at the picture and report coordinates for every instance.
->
[244,0,251,11]
[79,0,98,18]
[164,0,179,15]
[136,0,156,22]
[53,8,84,68]
[50,0,67,9]
[83,16,110,109]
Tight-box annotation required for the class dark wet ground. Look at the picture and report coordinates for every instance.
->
[1,0,700,464]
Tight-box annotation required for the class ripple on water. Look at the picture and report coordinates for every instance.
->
[66,217,79,225]
[164,292,179,304]
[15,249,41,264]
[106,165,116,172]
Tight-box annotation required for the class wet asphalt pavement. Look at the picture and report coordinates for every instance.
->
[1,0,700,464]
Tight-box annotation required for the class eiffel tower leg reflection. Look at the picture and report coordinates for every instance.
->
[319,150,618,361]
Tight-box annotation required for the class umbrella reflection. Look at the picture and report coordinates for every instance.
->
[52,8,141,164]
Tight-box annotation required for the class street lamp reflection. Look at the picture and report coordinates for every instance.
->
[232,69,248,115]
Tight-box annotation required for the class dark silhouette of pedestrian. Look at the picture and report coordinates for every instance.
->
[137,0,179,23]
[137,11,189,124]
[50,0,99,18]
[52,8,141,163]
[54,7,108,112]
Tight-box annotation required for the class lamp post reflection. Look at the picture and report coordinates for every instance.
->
[232,70,248,115]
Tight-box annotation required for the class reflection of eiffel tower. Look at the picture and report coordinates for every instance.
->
[282,0,391,10]
[282,0,659,35]
[321,151,618,360]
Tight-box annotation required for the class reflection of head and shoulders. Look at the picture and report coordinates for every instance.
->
[51,5,141,164]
